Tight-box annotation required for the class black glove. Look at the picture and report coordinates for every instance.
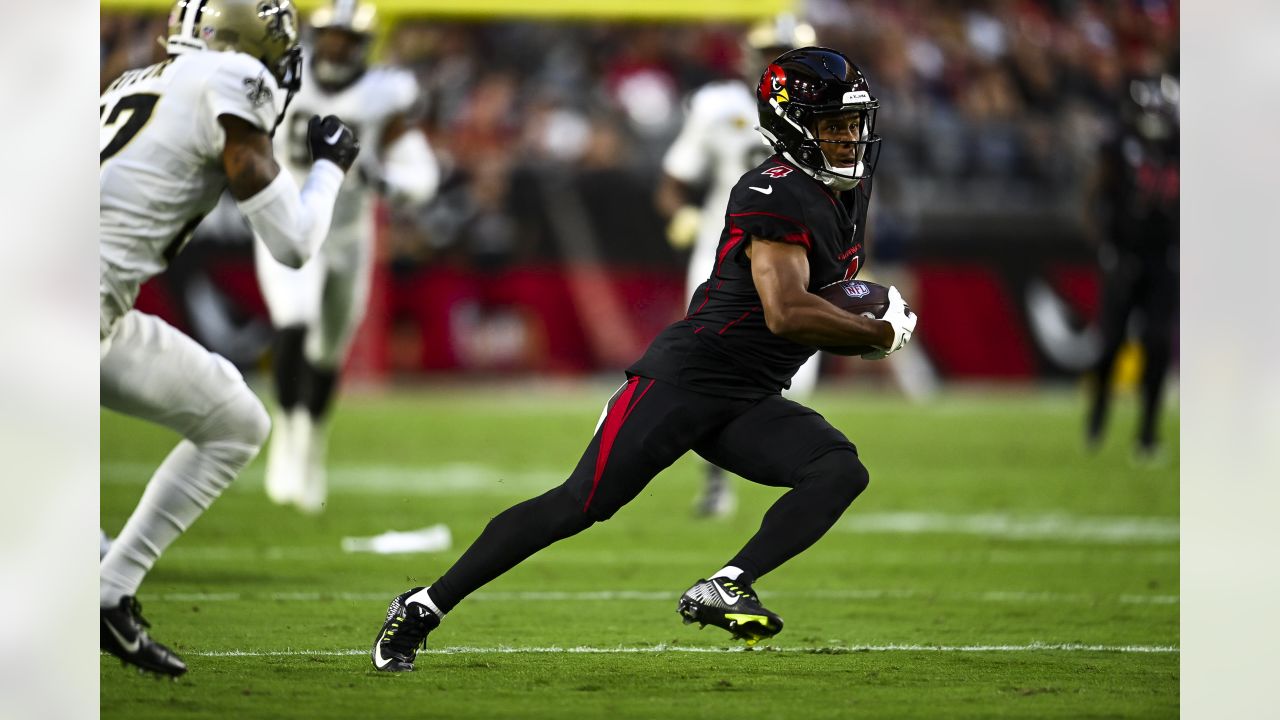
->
[307,114,360,171]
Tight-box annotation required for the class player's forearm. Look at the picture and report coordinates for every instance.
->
[764,294,893,348]
[237,161,344,268]
[655,175,691,219]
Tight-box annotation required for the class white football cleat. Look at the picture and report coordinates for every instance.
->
[264,407,302,506]
[296,416,328,514]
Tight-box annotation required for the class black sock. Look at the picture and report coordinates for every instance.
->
[1138,331,1171,449]
[273,325,308,412]
[727,450,868,581]
[305,364,339,421]
[428,484,593,614]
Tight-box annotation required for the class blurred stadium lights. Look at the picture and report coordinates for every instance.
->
[97,0,794,20]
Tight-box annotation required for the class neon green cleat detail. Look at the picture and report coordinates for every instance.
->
[677,578,784,645]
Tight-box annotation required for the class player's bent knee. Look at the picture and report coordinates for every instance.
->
[805,448,869,507]
[194,384,271,450]
[238,394,272,448]
[536,484,597,537]
[846,455,871,500]
[583,503,619,524]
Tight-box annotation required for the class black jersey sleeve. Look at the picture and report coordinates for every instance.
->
[725,159,815,251]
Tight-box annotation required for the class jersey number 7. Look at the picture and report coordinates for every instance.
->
[100,94,159,164]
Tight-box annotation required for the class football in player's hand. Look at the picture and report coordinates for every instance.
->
[814,279,900,356]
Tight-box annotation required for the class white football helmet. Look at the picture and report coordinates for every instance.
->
[308,0,379,91]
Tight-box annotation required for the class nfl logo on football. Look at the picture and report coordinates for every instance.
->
[842,282,870,299]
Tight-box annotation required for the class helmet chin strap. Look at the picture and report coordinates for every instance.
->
[780,150,863,191]
[820,155,863,191]
[757,123,863,191]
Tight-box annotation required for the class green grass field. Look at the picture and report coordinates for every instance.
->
[101,382,1179,719]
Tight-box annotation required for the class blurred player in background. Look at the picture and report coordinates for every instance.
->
[371,47,917,672]
[1085,72,1179,462]
[259,0,439,513]
[99,0,358,675]
[656,15,815,518]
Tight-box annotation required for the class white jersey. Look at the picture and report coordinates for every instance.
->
[99,50,284,337]
[662,79,774,290]
[273,65,418,235]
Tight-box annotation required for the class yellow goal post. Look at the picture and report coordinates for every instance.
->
[99,0,794,21]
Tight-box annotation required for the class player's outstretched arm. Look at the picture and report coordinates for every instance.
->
[221,113,357,268]
[749,236,897,349]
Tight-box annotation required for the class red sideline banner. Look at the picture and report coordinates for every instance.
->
[134,259,1104,380]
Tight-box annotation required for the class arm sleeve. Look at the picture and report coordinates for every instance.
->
[661,90,713,184]
[236,160,345,268]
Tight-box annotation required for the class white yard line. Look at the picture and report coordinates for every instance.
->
[157,588,1178,605]
[105,463,1178,544]
[157,544,1179,567]
[190,642,1179,657]
[842,512,1178,543]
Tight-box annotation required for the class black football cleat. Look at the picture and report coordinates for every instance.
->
[677,577,783,646]
[372,587,441,672]
[100,596,188,677]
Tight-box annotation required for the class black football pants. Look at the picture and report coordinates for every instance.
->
[426,375,870,613]
[1088,245,1177,448]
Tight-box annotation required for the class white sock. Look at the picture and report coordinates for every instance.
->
[711,565,744,581]
[405,587,444,618]
[100,437,258,607]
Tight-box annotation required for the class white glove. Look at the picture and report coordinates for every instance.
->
[861,285,917,360]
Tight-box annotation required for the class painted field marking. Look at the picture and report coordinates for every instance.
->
[157,588,1178,606]
[105,462,1178,544]
[188,642,1179,658]
[156,544,1179,567]
[842,512,1178,543]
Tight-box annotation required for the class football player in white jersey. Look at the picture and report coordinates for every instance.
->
[99,0,359,676]
[257,0,439,514]
[655,16,815,517]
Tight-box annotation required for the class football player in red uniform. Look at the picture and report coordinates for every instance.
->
[370,47,918,671]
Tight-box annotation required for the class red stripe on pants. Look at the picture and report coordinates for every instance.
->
[583,377,654,512]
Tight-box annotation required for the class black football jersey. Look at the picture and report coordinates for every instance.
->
[630,154,870,398]
[1102,134,1179,254]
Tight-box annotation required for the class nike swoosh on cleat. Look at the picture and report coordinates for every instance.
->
[748,185,773,194]
[104,619,141,654]
[373,636,396,669]
[325,127,344,144]
[711,582,740,606]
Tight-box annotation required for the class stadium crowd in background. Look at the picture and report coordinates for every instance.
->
[98,0,1178,380]
[101,0,1179,268]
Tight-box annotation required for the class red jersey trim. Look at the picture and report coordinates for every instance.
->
[728,211,813,250]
